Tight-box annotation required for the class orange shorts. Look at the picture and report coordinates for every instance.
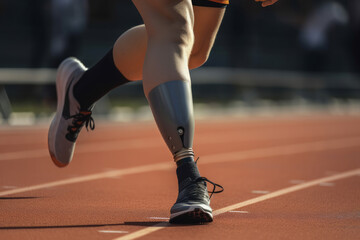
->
[208,0,229,4]
[192,0,229,7]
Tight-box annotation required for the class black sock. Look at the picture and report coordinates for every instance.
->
[176,157,201,187]
[73,48,130,110]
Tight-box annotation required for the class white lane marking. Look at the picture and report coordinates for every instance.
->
[1,137,360,197]
[148,217,170,220]
[0,149,48,162]
[0,129,250,161]
[0,137,46,145]
[0,121,283,144]
[325,171,339,176]
[1,125,360,162]
[0,133,269,161]
[112,222,171,240]
[0,162,171,197]
[319,182,335,187]
[98,230,129,234]
[202,137,360,165]
[2,186,17,189]
[0,138,161,162]
[213,168,360,215]
[252,190,270,194]
[2,116,359,146]
[229,211,249,214]
[289,180,306,184]
[113,168,360,240]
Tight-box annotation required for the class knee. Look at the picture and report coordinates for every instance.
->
[173,18,195,49]
[189,47,210,69]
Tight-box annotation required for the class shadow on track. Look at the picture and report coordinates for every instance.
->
[0,197,39,200]
[0,221,207,230]
[0,223,126,230]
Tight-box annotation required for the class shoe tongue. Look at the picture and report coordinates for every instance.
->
[178,177,208,197]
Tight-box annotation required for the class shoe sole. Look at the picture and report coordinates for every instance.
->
[169,207,213,224]
[48,57,85,167]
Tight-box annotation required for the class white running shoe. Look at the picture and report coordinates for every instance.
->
[48,57,94,167]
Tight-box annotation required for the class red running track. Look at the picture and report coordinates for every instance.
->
[0,114,360,240]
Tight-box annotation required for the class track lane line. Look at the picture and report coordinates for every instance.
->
[113,168,360,240]
[203,136,360,164]
[0,162,171,197]
[0,138,161,162]
[0,131,285,161]
[1,136,359,197]
[1,126,360,162]
[1,121,356,146]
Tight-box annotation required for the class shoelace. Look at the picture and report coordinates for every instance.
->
[195,177,224,198]
[193,157,224,198]
[67,111,95,139]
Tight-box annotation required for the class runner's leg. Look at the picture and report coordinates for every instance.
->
[131,0,225,223]
[112,5,226,80]
[50,0,226,167]
[131,0,195,161]
[72,4,225,110]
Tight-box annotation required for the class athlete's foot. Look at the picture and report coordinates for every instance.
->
[48,57,95,167]
[169,176,223,224]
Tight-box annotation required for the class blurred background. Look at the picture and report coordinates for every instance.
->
[0,0,359,125]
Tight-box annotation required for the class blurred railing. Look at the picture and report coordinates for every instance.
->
[1,67,360,121]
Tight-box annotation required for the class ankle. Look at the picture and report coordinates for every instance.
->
[176,157,201,185]
[176,157,194,167]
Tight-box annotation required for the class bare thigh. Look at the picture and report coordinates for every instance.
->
[190,5,225,69]
[132,0,195,94]
[113,2,225,81]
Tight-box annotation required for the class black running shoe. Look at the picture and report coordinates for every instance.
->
[169,176,223,224]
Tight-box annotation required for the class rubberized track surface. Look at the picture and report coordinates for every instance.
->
[1,114,359,239]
